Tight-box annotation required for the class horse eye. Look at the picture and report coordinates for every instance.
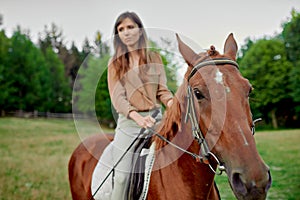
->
[248,86,253,97]
[194,89,205,100]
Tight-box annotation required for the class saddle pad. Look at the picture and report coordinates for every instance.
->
[139,142,156,200]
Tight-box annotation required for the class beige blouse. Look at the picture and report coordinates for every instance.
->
[107,52,173,118]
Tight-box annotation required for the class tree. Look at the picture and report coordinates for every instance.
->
[240,38,293,128]
[69,42,83,83]
[282,9,300,121]
[43,47,72,112]
[0,30,12,114]
[38,23,79,88]
[5,29,52,111]
[282,9,300,64]
[73,54,112,122]
[237,37,254,63]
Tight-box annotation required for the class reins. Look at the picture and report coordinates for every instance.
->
[142,58,240,175]
[91,58,256,198]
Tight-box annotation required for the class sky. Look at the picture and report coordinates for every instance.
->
[1,0,300,52]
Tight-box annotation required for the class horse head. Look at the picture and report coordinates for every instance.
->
[166,33,272,200]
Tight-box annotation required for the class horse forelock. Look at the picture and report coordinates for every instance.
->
[207,45,220,57]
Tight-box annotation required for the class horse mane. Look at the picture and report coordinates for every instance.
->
[153,84,185,150]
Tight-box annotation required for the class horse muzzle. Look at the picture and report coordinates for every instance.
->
[229,167,272,200]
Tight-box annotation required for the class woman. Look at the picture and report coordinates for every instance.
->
[91,11,173,200]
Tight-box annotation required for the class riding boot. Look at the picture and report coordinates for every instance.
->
[111,173,127,200]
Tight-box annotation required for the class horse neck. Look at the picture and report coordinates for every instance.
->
[152,125,217,198]
[152,89,216,197]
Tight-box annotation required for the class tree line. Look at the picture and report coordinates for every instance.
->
[0,22,179,125]
[0,24,89,114]
[0,9,299,129]
[238,9,300,128]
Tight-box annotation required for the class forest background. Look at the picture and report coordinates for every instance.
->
[0,9,299,129]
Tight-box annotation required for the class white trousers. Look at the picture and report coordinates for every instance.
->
[91,109,162,200]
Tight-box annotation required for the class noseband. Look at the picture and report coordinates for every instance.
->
[185,57,239,174]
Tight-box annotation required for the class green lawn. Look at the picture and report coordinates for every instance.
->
[0,118,299,199]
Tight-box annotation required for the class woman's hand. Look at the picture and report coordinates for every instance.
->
[167,99,173,108]
[129,111,156,128]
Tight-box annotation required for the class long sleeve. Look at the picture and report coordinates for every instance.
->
[156,65,173,106]
[107,63,137,118]
[151,53,173,106]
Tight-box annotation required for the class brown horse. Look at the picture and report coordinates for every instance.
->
[68,33,271,200]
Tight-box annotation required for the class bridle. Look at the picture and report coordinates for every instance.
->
[150,57,260,175]
[92,57,259,198]
[147,58,240,175]
[184,57,239,174]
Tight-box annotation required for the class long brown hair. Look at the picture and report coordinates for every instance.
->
[111,11,149,80]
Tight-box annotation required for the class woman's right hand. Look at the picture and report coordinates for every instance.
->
[129,111,156,128]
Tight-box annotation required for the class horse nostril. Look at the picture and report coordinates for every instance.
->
[232,172,247,196]
[265,170,272,192]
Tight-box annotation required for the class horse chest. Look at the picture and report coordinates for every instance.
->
[147,162,215,200]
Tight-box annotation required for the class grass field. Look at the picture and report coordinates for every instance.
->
[0,118,299,199]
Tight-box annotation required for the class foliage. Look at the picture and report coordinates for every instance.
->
[74,54,112,122]
[38,23,84,88]
[0,27,73,113]
[1,9,299,129]
[239,38,294,128]
[2,29,53,111]
[237,9,300,129]
[43,47,72,112]
[282,9,300,64]
[0,30,12,109]
[282,8,300,116]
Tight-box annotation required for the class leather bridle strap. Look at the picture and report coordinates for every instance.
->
[187,58,239,82]
[184,85,210,163]
[183,58,239,172]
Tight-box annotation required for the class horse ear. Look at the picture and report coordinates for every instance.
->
[176,33,200,66]
[224,33,238,60]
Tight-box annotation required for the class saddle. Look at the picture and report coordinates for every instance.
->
[127,133,154,199]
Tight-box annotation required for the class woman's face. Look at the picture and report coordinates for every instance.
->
[117,17,141,49]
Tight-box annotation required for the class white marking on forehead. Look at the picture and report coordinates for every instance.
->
[214,69,223,84]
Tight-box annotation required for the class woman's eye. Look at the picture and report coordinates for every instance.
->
[194,89,205,100]
[118,27,124,32]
